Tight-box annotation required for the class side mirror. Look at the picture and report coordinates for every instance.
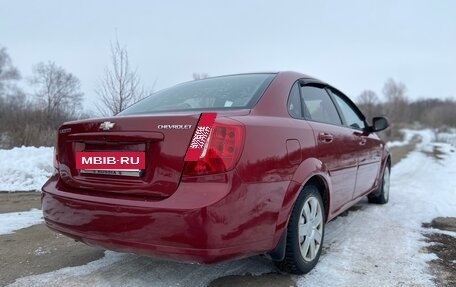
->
[371,116,389,132]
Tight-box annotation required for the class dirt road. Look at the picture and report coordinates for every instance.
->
[1,136,454,286]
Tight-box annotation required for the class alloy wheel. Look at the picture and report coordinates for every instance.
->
[298,196,324,261]
[383,167,390,201]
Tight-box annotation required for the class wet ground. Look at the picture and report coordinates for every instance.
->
[423,218,456,287]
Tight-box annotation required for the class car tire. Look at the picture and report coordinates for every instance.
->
[368,164,390,204]
[275,184,325,274]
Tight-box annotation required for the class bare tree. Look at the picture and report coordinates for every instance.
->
[0,46,21,95]
[357,89,380,121]
[96,39,147,116]
[413,98,456,128]
[31,61,84,126]
[382,78,407,103]
[358,90,379,105]
[382,78,409,123]
[1,48,89,147]
[192,72,209,80]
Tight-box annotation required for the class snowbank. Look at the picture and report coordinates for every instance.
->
[0,209,43,235]
[436,131,456,147]
[0,146,53,192]
[386,128,435,148]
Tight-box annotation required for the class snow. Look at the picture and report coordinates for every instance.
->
[0,209,43,235]
[386,129,418,147]
[436,131,456,147]
[4,129,456,286]
[423,228,456,238]
[34,247,51,256]
[386,128,437,148]
[7,252,276,287]
[0,146,54,191]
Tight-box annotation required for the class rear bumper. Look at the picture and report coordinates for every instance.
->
[41,174,287,263]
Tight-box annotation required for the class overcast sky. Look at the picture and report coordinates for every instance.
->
[1,0,455,111]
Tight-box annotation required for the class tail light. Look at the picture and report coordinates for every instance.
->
[183,120,244,176]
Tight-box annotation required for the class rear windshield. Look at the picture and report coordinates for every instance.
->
[118,73,276,115]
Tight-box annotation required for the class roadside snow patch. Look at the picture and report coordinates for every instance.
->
[0,146,53,191]
[436,132,456,147]
[386,128,435,148]
[386,129,418,147]
[0,209,43,235]
[8,251,275,287]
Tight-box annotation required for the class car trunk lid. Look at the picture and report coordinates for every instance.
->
[56,113,201,198]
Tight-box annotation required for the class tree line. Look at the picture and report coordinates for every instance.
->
[0,40,148,148]
[1,42,455,148]
[0,47,85,147]
[357,78,456,129]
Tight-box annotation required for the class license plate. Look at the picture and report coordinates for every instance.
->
[76,151,145,176]
[80,169,142,177]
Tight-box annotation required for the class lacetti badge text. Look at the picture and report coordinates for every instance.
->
[76,152,145,169]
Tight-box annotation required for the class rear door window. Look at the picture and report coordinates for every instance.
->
[300,85,342,125]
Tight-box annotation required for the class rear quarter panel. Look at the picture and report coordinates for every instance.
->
[230,114,320,251]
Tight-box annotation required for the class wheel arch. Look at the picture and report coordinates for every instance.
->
[270,158,331,259]
[379,153,391,185]
[304,175,330,223]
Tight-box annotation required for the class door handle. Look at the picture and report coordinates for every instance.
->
[359,139,367,145]
[318,132,334,143]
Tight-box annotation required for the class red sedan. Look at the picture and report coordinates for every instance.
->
[42,71,390,274]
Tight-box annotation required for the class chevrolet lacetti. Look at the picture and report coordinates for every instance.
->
[42,72,390,274]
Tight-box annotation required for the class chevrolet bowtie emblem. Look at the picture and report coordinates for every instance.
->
[99,121,115,131]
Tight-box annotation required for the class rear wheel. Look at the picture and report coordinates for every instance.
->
[275,185,325,274]
[368,165,390,204]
